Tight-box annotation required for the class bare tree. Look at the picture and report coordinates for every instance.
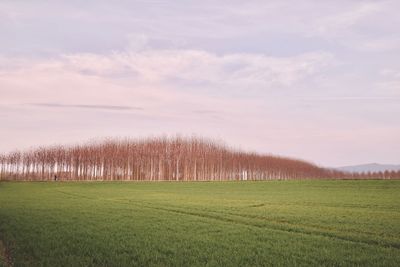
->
[0,136,397,181]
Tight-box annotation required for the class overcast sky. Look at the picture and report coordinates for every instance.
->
[1,0,399,167]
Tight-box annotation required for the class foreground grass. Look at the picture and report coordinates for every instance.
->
[0,180,399,266]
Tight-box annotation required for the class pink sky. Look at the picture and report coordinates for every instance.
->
[1,1,399,167]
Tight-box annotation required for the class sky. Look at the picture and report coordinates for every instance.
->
[0,0,399,167]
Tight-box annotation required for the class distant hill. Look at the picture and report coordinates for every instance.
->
[336,163,400,173]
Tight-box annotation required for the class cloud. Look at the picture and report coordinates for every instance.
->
[0,49,334,132]
[302,96,400,102]
[193,109,220,114]
[380,69,400,79]
[125,34,149,51]
[315,2,381,36]
[1,0,400,166]
[0,49,334,109]
[1,0,399,56]
[355,38,400,52]
[61,49,333,88]
[28,103,143,111]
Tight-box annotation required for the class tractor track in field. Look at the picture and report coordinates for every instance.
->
[129,201,400,251]
[54,190,400,251]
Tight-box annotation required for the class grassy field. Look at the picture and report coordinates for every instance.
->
[0,180,399,266]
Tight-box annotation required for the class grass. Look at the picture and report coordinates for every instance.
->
[0,180,399,266]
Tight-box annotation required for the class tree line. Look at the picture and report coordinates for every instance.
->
[0,136,399,181]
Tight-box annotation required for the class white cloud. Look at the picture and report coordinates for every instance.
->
[59,49,333,88]
[315,2,381,36]
[356,38,400,52]
[0,49,333,119]
[125,34,149,51]
[304,1,400,52]
[380,69,400,79]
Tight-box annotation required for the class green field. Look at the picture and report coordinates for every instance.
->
[0,180,399,266]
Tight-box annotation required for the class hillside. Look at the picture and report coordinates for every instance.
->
[337,163,400,173]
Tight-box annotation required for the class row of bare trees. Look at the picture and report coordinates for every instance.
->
[0,137,399,181]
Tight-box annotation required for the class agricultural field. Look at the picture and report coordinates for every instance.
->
[0,180,399,266]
